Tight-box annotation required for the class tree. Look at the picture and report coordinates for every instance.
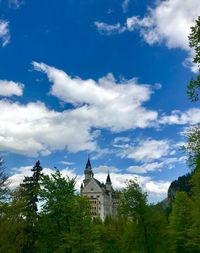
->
[0,156,9,203]
[186,161,200,252]
[187,16,200,101]
[19,160,43,253]
[183,124,200,168]
[119,180,151,253]
[37,170,76,253]
[169,192,193,253]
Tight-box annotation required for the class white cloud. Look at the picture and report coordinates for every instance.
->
[8,0,22,8]
[127,162,163,174]
[93,165,120,173]
[95,0,200,72]
[94,21,126,35]
[145,180,170,195]
[0,100,97,156]
[119,139,171,162]
[8,165,170,202]
[127,156,186,174]
[59,161,74,166]
[8,166,82,189]
[113,136,131,144]
[0,80,24,97]
[0,20,10,47]
[160,108,200,125]
[127,0,200,72]
[122,0,130,13]
[33,62,158,132]
[0,62,160,157]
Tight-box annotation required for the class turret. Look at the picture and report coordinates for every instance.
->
[83,157,93,186]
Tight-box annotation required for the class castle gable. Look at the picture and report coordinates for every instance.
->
[82,178,102,194]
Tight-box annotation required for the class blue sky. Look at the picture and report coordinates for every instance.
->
[0,0,200,202]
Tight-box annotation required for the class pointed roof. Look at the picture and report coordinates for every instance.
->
[85,157,92,171]
[106,171,111,184]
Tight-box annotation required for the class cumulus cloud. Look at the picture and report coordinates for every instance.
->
[0,60,159,157]
[33,61,158,132]
[0,20,10,47]
[127,0,200,72]
[95,0,200,72]
[160,108,200,125]
[8,165,170,202]
[9,166,82,189]
[0,80,24,97]
[94,21,126,35]
[119,139,171,162]
[93,165,120,173]
[127,156,186,174]
[0,100,97,156]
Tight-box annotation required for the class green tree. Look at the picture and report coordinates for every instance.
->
[119,180,150,253]
[19,160,43,253]
[95,215,122,253]
[37,170,76,253]
[38,170,101,253]
[187,16,200,101]
[183,124,200,168]
[169,192,193,253]
[186,160,200,252]
[0,156,9,203]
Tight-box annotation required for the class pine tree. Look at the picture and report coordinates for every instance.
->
[169,192,193,253]
[19,160,43,253]
[0,156,9,203]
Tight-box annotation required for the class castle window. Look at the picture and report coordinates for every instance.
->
[91,188,93,191]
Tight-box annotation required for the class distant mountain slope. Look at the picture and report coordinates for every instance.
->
[167,172,193,200]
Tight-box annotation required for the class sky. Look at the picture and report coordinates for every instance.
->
[0,0,200,202]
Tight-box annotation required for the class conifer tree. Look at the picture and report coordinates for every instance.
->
[0,156,9,203]
[169,192,193,253]
[19,160,43,253]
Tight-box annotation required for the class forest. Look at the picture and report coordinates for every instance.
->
[0,14,200,253]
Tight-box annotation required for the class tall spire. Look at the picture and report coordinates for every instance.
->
[85,156,91,170]
[106,171,111,184]
[83,157,93,185]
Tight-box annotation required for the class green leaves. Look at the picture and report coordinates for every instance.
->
[188,16,200,102]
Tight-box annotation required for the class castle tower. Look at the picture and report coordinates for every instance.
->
[83,157,93,186]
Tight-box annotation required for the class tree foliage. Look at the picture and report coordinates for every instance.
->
[187,16,200,101]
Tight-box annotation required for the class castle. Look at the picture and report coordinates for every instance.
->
[80,158,118,220]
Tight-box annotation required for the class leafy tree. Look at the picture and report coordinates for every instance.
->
[183,124,200,168]
[95,215,122,253]
[37,170,76,253]
[119,180,151,253]
[0,189,28,253]
[187,16,200,101]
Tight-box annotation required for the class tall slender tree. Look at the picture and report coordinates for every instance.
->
[19,160,43,253]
